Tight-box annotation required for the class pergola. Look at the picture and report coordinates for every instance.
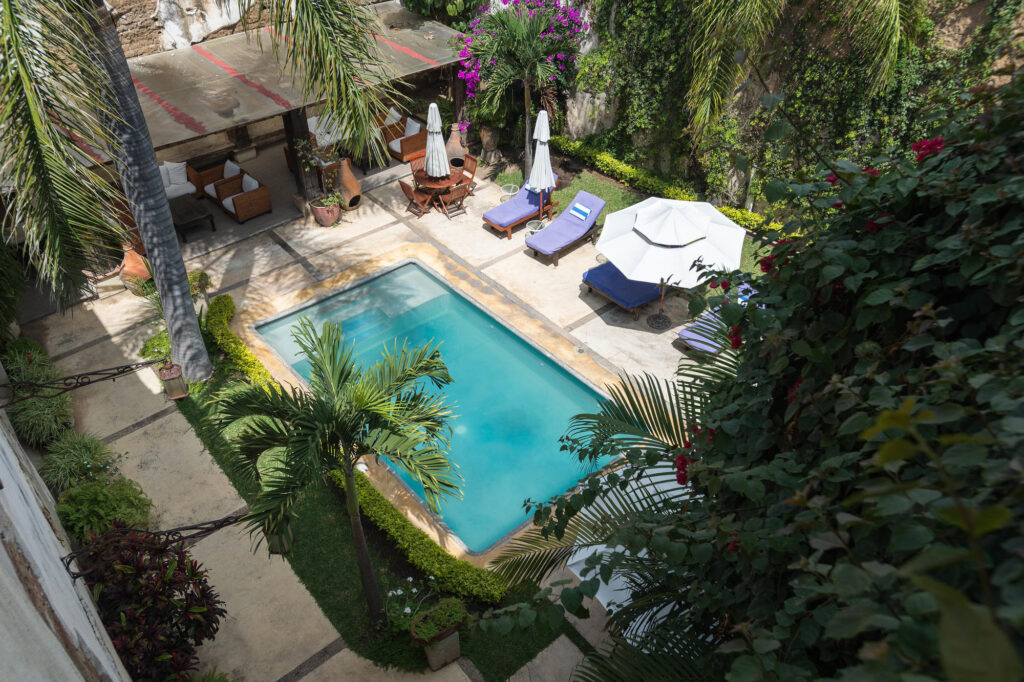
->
[119,1,462,198]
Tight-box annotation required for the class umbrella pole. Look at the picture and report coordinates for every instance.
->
[658,286,666,313]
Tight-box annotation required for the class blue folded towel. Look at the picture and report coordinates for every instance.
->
[569,203,591,221]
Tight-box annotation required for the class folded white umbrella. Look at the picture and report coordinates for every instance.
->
[597,197,746,307]
[527,110,555,194]
[424,103,449,178]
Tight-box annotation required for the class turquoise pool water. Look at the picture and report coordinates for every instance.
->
[256,263,607,552]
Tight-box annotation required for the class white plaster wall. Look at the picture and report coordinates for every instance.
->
[155,0,247,50]
[0,364,129,681]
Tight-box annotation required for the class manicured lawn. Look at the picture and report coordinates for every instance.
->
[495,166,766,275]
[176,356,575,680]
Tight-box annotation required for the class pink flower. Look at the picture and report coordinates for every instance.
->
[826,173,839,185]
[912,135,945,162]
[728,533,739,554]
[709,280,719,289]
[861,167,878,177]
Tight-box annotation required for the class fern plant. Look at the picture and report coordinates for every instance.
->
[41,431,119,496]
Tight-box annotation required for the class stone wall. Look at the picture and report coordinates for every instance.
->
[0,364,129,681]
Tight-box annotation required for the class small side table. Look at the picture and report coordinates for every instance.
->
[168,195,215,243]
[500,184,519,202]
[526,220,544,235]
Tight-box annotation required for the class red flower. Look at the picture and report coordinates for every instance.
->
[826,173,839,185]
[683,440,692,449]
[759,254,776,273]
[721,281,731,292]
[675,454,695,485]
[787,378,803,404]
[912,135,945,162]
[728,533,739,554]
[864,219,882,233]
[707,428,715,441]
[709,280,719,289]
[833,200,844,209]
[861,167,879,177]
[730,337,742,349]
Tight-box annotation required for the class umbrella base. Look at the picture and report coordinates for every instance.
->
[646,313,672,330]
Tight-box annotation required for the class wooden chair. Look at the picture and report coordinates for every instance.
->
[399,180,432,217]
[439,184,470,219]
[212,173,273,223]
[409,156,425,174]
[456,155,478,195]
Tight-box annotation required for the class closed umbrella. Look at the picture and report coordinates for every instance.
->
[597,197,746,328]
[424,103,449,178]
[527,110,555,195]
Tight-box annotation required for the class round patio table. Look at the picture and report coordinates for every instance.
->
[412,168,462,212]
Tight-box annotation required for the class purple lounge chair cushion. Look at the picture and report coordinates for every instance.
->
[678,310,725,353]
[583,262,661,310]
[483,174,558,228]
[525,190,606,255]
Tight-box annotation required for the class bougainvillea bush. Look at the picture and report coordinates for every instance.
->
[75,525,226,680]
[488,75,1024,680]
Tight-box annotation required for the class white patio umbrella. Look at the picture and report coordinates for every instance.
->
[527,110,555,205]
[424,103,449,178]
[596,197,746,326]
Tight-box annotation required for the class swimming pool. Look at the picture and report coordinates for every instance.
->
[255,262,608,553]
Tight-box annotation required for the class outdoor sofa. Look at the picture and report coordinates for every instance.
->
[525,190,605,265]
[582,262,661,319]
[482,174,559,240]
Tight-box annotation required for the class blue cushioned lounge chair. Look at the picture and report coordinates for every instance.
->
[482,175,558,240]
[582,262,662,320]
[525,190,606,266]
[677,284,757,354]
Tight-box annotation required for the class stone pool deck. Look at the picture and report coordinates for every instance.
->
[22,156,695,680]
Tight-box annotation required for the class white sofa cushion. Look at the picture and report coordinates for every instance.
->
[383,107,402,126]
[159,164,170,188]
[222,194,238,214]
[165,181,196,200]
[204,182,217,199]
[224,159,241,178]
[165,161,188,185]
[241,174,259,192]
[404,118,421,138]
[388,138,402,155]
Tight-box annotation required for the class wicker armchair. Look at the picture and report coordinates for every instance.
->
[383,118,427,163]
[212,173,272,223]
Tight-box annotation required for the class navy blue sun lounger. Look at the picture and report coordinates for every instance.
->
[582,262,661,319]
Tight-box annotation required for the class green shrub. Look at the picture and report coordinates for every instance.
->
[549,135,781,233]
[2,337,51,379]
[410,597,466,643]
[41,431,119,496]
[57,477,151,542]
[140,328,171,362]
[8,380,73,448]
[329,470,507,604]
[192,669,232,682]
[207,295,272,385]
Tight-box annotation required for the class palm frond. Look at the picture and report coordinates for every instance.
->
[845,0,922,94]
[572,627,720,682]
[254,0,398,164]
[290,316,357,404]
[0,0,126,307]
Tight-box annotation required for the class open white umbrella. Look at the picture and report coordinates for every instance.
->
[597,197,746,326]
[527,110,555,198]
[424,103,449,178]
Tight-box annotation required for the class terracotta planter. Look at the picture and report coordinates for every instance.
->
[445,123,468,163]
[336,158,362,211]
[310,201,341,227]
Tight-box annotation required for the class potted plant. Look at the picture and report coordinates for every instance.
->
[410,597,466,670]
[309,190,344,227]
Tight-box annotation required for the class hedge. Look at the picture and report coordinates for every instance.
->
[328,470,507,605]
[207,294,272,385]
[549,135,781,233]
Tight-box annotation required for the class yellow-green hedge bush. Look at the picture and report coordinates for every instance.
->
[206,294,272,385]
[329,470,507,604]
[549,136,781,233]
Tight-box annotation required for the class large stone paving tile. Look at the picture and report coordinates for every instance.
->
[307,224,419,277]
[509,635,585,682]
[304,649,469,682]
[187,231,296,293]
[570,293,691,379]
[274,200,399,260]
[219,262,317,311]
[50,324,169,441]
[483,240,604,327]
[111,410,243,530]
[193,528,339,681]
[22,289,154,359]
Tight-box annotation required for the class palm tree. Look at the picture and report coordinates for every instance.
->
[212,318,461,624]
[1,0,127,309]
[471,6,565,178]
[4,0,396,380]
[492,320,739,679]
[685,0,923,137]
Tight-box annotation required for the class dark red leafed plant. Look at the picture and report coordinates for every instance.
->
[74,523,226,680]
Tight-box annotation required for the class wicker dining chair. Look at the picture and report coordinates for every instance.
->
[399,180,432,217]
[439,183,470,219]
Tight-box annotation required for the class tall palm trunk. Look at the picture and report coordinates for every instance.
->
[90,1,212,381]
[342,461,385,625]
[523,77,533,179]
